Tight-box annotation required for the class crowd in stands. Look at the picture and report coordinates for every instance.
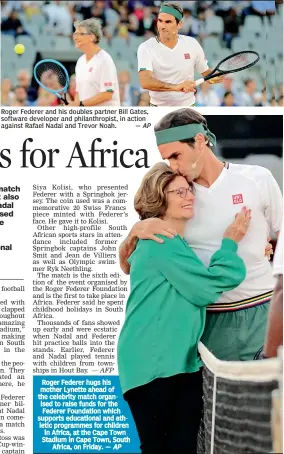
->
[2,68,282,107]
[1,1,280,41]
[1,0,283,107]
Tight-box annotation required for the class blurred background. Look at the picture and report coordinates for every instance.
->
[1,0,283,107]
[206,114,283,194]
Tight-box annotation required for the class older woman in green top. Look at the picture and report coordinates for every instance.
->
[118,162,249,454]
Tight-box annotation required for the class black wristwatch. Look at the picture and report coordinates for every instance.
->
[79,101,84,107]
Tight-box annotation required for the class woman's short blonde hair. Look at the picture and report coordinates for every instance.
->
[134,162,177,220]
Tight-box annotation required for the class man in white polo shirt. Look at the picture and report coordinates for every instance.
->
[119,108,283,361]
[137,2,222,107]
[70,18,120,107]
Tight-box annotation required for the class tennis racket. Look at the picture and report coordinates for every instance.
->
[34,59,70,105]
[195,51,260,87]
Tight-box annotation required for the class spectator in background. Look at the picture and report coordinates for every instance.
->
[223,7,240,48]
[104,6,120,40]
[68,74,77,101]
[115,5,138,40]
[37,86,59,106]
[192,6,210,40]
[278,84,284,102]
[221,91,237,106]
[278,96,284,106]
[37,95,52,106]
[135,6,156,37]
[11,86,36,106]
[69,1,94,21]
[38,68,66,106]
[1,78,14,105]
[42,0,73,36]
[196,1,214,11]
[168,1,197,10]
[17,69,37,103]
[242,1,276,22]
[215,1,236,18]
[250,1,276,17]
[215,75,238,101]
[196,81,220,106]
[179,8,199,36]
[255,87,267,106]
[131,1,144,31]
[1,0,13,20]
[118,70,140,106]
[21,1,42,20]
[1,9,28,37]
[239,78,261,106]
[91,1,107,30]
[137,91,150,106]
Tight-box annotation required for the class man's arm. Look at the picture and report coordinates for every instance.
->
[119,219,177,275]
[264,275,283,358]
[138,44,178,92]
[139,70,195,93]
[68,91,113,107]
[201,68,225,84]
[137,43,195,93]
[264,227,283,357]
[119,234,138,275]
[73,91,80,104]
[154,238,246,308]
[65,90,79,105]
[201,68,213,77]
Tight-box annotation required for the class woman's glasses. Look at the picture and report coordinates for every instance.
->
[167,186,194,198]
[73,32,92,37]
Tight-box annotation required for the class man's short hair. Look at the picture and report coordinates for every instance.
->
[74,18,102,44]
[160,2,183,23]
[154,108,211,148]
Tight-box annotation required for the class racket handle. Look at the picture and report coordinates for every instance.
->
[56,93,69,105]
[195,78,205,87]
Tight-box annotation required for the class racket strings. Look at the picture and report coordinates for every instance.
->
[35,62,67,92]
[219,52,258,72]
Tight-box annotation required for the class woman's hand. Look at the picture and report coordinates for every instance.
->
[265,236,273,260]
[223,207,251,243]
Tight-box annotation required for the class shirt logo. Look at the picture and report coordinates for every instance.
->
[184,53,190,59]
[232,194,243,204]
[88,67,93,72]
[104,82,113,87]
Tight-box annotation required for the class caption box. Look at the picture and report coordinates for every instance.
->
[33,375,140,453]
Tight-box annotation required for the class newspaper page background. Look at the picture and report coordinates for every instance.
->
[0,0,283,451]
[0,107,163,454]
[0,107,283,454]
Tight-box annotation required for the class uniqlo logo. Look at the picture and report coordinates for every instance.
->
[232,194,243,204]
[88,67,93,72]
[184,53,190,59]
[104,82,113,87]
